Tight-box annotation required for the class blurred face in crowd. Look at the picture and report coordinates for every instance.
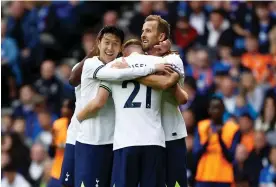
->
[210,12,224,30]
[61,99,73,117]
[256,5,269,20]
[31,144,46,163]
[141,20,163,52]
[1,151,10,169]
[241,72,255,91]
[38,112,51,130]
[238,115,253,133]
[208,98,225,121]
[20,85,34,105]
[58,64,72,81]
[264,97,276,122]
[13,118,26,135]
[186,49,197,65]
[245,37,259,53]
[235,144,249,163]
[140,1,153,16]
[41,60,55,80]
[230,55,241,67]
[1,135,12,152]
[196,50,210,69]
[221,77,235,97]
[254,131,267,151]
[82,33,96,54]
[176,18,190,33]
[270,148,276,167]
[190,1,203,13]
[103,11,118,26]
[2,115,13,132]
[182,110,195,133]
[219,46,231,61]
[9,1,25,19]
[1,20,6,38]
[98,33,121,63]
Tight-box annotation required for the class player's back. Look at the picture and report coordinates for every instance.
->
[77,57,115,145]
[103,53,165,150]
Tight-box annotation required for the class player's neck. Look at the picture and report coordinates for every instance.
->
[146,47,160,56]
[98,56,109,64]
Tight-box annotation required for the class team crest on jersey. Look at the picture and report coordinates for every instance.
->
[65,172,70,181]
[95,178,99,187]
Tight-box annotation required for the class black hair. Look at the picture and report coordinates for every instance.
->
[184,76,197,91]
[211,9,226,18]
[209,95,224,106]
[97,26,125,44]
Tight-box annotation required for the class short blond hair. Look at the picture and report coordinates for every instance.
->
[145,15,170,39]
[122,39,142,51]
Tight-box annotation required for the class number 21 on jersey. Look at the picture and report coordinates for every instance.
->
[122,80,152,108]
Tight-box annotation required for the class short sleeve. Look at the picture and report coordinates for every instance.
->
[164,54,185,78]
[99,81,112,93]
[82,57,105,79]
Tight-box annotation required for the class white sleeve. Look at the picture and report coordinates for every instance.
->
[164,54,185,78]
[95,59,156,81]
[99,81,112,94]
[83,58,105,79]
[72,62,80,71]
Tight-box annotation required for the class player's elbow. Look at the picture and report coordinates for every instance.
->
[177,92,189,105]
[69,74,80,87]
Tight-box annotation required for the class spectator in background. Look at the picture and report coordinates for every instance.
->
[204,9,231,48]
[240,72,266,114]
[2,133,31,180]
[182,109,196,135]
[1,19,21,85]
[239,112,255,154]
[259,147,276,186]
[241,35,273,84]
[174,16,198,53]
[152,1,169,21]
[228,50,251,81]
[56,63,74,100]
[247,131,270,181]
[40,160,52,187]
[255,96,276,133]
[103,10,118,26]
[70,29,96,62]
[129,1,153,37]
[34,60,62,116]
[186,134,196,187]
[186,48,214,95]
[1,114,13,133]
[193,97,240,187]
[234,144,257,187]
[1,161,31,187]
[12,117,31,147]
[187,1,208,44]
[253,2,276,53]
[180,76,209,123]
[48,99,74,187]
[28,143,48,187]
[217,76,237,115]
[35,111,53,150]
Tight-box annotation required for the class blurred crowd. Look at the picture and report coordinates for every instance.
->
[1,1,276,187]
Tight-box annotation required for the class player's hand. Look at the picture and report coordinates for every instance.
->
[111,58,129,69]
[154,63,174,74]
[153,39,172,56]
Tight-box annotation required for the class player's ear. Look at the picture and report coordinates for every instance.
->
[159,33,166,42]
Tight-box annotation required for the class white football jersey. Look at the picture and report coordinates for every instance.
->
[161,54,187,141]
[66,63,81,145]
[101,53,166,150]
[77,56,157,145]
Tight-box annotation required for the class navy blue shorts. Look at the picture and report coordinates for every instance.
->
[111,145,165,187]
[165,138,188,187]
[74,141,113,187]
[47,177,62,187]
[60,143,75,187]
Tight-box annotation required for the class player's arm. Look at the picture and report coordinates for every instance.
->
[169,84,188,105]
[77,85,111,122]
[93,59,171,81]
[69,50,94,87]
[137,70,179,90]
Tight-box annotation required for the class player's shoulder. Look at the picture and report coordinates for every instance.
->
[84,56,104,68]
[163,53,182,64]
